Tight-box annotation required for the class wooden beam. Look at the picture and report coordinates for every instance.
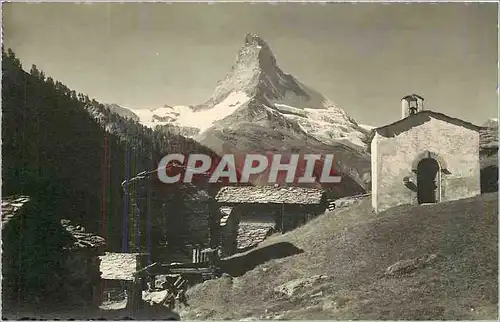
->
[281,203,284,233]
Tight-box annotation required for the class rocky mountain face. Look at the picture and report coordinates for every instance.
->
[197,34,368,147]
[196,97,370,196]
[133,106,198,136]
[196,34,371,194]
[135,34,369,149]
[104,103,140,122]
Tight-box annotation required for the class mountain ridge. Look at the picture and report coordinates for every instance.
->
[131,33,369,149]
[104,103,140,122]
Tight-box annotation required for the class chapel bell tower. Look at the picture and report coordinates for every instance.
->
[401,94,424,119]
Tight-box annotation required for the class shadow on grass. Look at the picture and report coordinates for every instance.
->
[219,242,304,277]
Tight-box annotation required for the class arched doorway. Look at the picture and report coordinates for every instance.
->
[417,158,440,204]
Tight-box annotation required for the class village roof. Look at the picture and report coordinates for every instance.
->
[368,110,484,142]
[2,196,106,252]
[61,219,106,251]
[1,195,30,227]
[183,187,211,202]
[215,186,325,205]
[99,252,139,281]
[159,183,211,202]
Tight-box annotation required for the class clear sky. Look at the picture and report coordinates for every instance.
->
[3,2,498,126]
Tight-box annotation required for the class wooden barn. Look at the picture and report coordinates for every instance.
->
[215,186,328,256]
[132,180,219,265]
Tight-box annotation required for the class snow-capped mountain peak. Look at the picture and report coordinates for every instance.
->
[135,91,251,134]
[200,33,315,110]
[131,33,369,149]
[104,103,140,122]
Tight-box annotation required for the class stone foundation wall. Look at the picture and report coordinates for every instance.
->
[217,203,325,255]
[237,222,276,250]
[219,210,240,257]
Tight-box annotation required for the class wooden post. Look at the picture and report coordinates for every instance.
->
[202,248,217,266]
[151,275,156,290]
[192,248,199,263]
[281,203,284,233]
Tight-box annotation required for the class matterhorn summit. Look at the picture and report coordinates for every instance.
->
[198,33,368,148]
[131,33,369,149]
[199,33,310,109]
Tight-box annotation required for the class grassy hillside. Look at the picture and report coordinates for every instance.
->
[181,193,498,320]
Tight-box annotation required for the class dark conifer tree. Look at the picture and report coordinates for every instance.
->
[46,76,55,87]
[30,64,40,78]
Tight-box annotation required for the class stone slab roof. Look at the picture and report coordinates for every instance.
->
[1,195,30,227]
[2,196,106,253]
[180,184,211,202]
[61,219,106,251]
[369,110,483,142]
[215,186,324,205]
[99,252,139,281]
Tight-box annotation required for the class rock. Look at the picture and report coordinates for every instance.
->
[310,291,323,298]
[221,273,233,279]
[274,275,328,297]
[322,296,350,311]
[142,290,170,305]
[322,300,334,311]
[385,253,438,277]
[333,194,370,209]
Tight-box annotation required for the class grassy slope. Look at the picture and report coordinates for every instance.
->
[181,193,498,320]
